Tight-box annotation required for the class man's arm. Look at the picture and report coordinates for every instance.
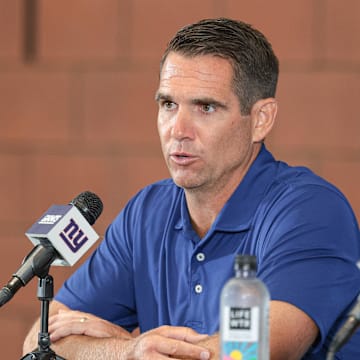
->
[194,300,318,360]
[196,300,318,360]
[23,300,211,360]
[30,299,318,360]
[269,300,318,359]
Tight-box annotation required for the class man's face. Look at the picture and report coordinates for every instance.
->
[156,52,257,194]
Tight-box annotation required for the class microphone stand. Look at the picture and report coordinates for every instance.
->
[21,274,65,360]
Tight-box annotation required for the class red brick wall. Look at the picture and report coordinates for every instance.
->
[0,1,359,357]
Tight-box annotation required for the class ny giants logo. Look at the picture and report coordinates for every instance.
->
[59,218,88,252]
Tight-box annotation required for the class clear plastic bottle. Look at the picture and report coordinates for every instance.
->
[220,255,270,360]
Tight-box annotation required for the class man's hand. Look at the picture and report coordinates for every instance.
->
[49,309,132,342]
[125,326,211,359]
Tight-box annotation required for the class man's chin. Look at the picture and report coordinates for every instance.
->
[172,178,202,191]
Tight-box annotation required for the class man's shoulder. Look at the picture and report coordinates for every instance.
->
[272,161,344,198]
[252,155,358,227]
[250,146,345,203]
[259,160,358,229]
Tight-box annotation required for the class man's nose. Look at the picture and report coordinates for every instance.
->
[171,107,194,140]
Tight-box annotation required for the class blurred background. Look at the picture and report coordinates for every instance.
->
[0,0,359,357]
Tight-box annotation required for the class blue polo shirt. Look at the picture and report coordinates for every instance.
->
[56,145,360,359]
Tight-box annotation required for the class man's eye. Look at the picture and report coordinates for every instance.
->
[162,101,176,110]
[201,104,216,113]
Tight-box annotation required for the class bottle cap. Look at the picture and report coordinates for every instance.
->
[234,255,257,272]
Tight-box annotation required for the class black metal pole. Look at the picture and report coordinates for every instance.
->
[21,275,66,360]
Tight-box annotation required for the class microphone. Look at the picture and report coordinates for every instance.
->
[327,295,360,359]
[0,191,103,307]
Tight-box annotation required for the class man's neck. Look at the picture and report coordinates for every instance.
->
[184,144,261,239]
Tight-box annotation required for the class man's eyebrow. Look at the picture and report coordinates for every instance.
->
[154,92,172,102]
[155,92,227,109]
[192,97,228,110]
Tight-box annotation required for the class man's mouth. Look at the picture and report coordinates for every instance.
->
[170,152,197,165]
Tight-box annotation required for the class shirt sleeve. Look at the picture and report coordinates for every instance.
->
[55,198,138,331]
[255,183,360,354]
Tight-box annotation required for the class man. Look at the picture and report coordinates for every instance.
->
[23,18,360,359]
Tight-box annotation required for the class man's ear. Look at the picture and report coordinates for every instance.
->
[251,98,278,143]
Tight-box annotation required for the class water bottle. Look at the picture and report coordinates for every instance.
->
[220,255,270,360]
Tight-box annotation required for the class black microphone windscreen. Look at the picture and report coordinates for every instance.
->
[70,191,103,225]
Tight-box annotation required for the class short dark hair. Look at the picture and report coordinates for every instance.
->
[160,18,279,115]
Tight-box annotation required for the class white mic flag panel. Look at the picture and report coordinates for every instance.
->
[26,204,99,266]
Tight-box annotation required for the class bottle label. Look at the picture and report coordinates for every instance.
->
[222,306,260,360]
